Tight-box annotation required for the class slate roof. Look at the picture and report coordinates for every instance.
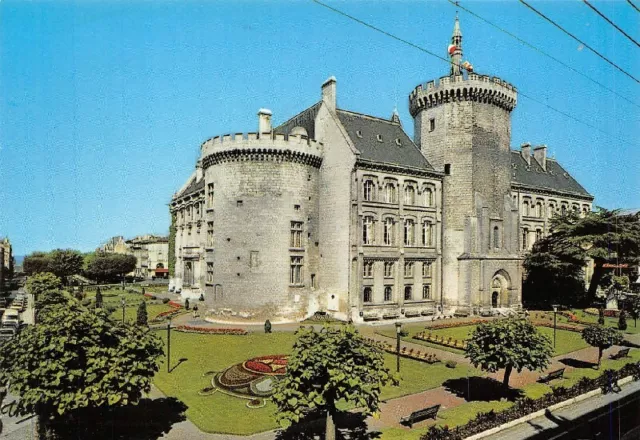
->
[510,150,592,199]
[176,177,205,199]
[274,102,321,139]
[275,103,434,171]
[336,109,434,170]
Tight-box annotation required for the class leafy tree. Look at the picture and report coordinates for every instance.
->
[0,295,163,437]
[48,249,84,285]
[272,325,396,440]
[95,287,103,309]
[112,254,137,289]
[465,318,553,388]
[26,272,62,301]
[618,309,628,331]
[23,252,51,276]
[581,325,623,369]
[136,301,148,326]
[85,253,136,284]
[523,212,587,307]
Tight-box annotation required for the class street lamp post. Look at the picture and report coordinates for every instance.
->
[167,318,172,373]
[121,298,126,324]
[552,304,559,348]
[395,322,402,373]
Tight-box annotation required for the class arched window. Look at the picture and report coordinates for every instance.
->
[493,226,500,249]
[363,261,373,278]
[424,188,434,207]
[422,285,431,299]
[363,180,374,201]
[385,183,396,203]
[404,185,415,205]
[363,287,372,303]
[383,218,394,245]
[535,229,543,242]
[561,205,567,215]
[523,200,530,216]
[363,216,375,245]
[404,286,412,300]
[404,219,415,246]
[422,221,434,247]
[548,203,555,218]
[536,201,543,218]
[384,286,393,302]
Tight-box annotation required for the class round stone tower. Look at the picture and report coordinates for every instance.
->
[200,111,323,322]
[409,16,522,312]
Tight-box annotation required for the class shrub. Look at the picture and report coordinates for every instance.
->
[199,293,205,302]
[184,299,190,310]
[618,310,628,331]
[105,305,116,314]
[582,325,623,368]
[399,328,409,337]
[162,298,170,304]
[598,308,605,325]
[445,360,457,369]
[81,298,92,307]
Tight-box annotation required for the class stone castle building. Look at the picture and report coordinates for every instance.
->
[170,18,593,323]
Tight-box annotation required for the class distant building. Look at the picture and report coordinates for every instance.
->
[170,17,593,322]
[98,234,169,280]
[0,238,13,279]
[126,235,169,280]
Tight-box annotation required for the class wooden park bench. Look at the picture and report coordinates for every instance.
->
[609,347,631,360]
[538,367,565,383]
[400,404,440,428]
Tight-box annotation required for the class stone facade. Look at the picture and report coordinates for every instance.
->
[126,235,169,280]
[170,17,593,323]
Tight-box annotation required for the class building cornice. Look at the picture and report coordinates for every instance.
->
[510,182,594,202]
[356,159,444,180]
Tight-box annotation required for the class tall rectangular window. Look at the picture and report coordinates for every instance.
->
[422,285,431,299]
[363,261,373,278]
[384,286,393,302]
[290,256,303,285]
[206,262,214,283]
[383,218,394,245]
[404,262,413,278]
[290,221,303,248]
[424,188,434,207]
[404,219,415,246]
[363,287,372,303]
[363,216,375,245]
[363,180,374,201]
[207,183,215,208]
[385,183,396,203]
[522,228,529,250]
[404,286,413,300]
[384,261,394,278]
[422,221,434,247]
[404,186,415,205]
[429,118,435,132]
[207,222,214,247]
[422,262,432,278]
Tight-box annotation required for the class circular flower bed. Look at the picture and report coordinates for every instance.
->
[243,355,288,375]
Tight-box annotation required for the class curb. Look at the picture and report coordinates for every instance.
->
[465,375,634,440]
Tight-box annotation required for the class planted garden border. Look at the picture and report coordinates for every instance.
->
[414,331,467,350]
[422,361,640,440]
[363,338,441,364]
[174,325,248,335]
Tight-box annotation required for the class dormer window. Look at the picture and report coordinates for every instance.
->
[356,130,363,138]
[395,138,402,146]
[376,134,383,142]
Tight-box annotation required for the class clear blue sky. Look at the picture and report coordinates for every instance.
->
[1,0,639,256]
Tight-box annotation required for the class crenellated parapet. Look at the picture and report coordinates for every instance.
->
[409,73,517,116]
[200,132,323,169]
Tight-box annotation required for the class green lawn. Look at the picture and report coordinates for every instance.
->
[150,329,483,435]
[569,310,640,335]
[109,303,174,324]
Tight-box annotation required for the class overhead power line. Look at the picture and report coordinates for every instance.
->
[627,0,640,14]
[447,0,640,110]
[519,0,640,84]
[310,0,638,149]
[582,0,640,48]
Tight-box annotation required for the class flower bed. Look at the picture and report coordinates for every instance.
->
[168,300,183,309]
[414,331,467,350]
[422,362,640,440]
[424,319,490,330]
[144,293,155,299]
[174,325,248,335]
[364,338,440,364]
[532,320,586,333]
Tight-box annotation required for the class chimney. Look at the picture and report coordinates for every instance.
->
[322,76,337,111]
[520,142,531,166]
[533,144,547,171]
[195,159,203,181]
[258,108,272,134]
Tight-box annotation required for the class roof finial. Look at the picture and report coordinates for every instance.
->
[449,14,463,76]
[391,106,401,124]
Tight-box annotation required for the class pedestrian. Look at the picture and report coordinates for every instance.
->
[193,304,199,319]
[264,319,272,334]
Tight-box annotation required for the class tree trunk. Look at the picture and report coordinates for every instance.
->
[325,409,336,440]
[597,347,603,369]
[588,261,605,302]
[503,364,513,389]
[121,273,125,290]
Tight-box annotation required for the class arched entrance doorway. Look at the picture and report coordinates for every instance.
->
[490,270,511,308]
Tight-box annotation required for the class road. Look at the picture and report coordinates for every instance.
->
[485,380,640,440]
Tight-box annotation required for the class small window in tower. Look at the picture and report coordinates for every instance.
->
[237,200,243,207]
[376,134,383,142]
[429,118,436,132]
[294,204,300,211]
[444,164,451,175]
